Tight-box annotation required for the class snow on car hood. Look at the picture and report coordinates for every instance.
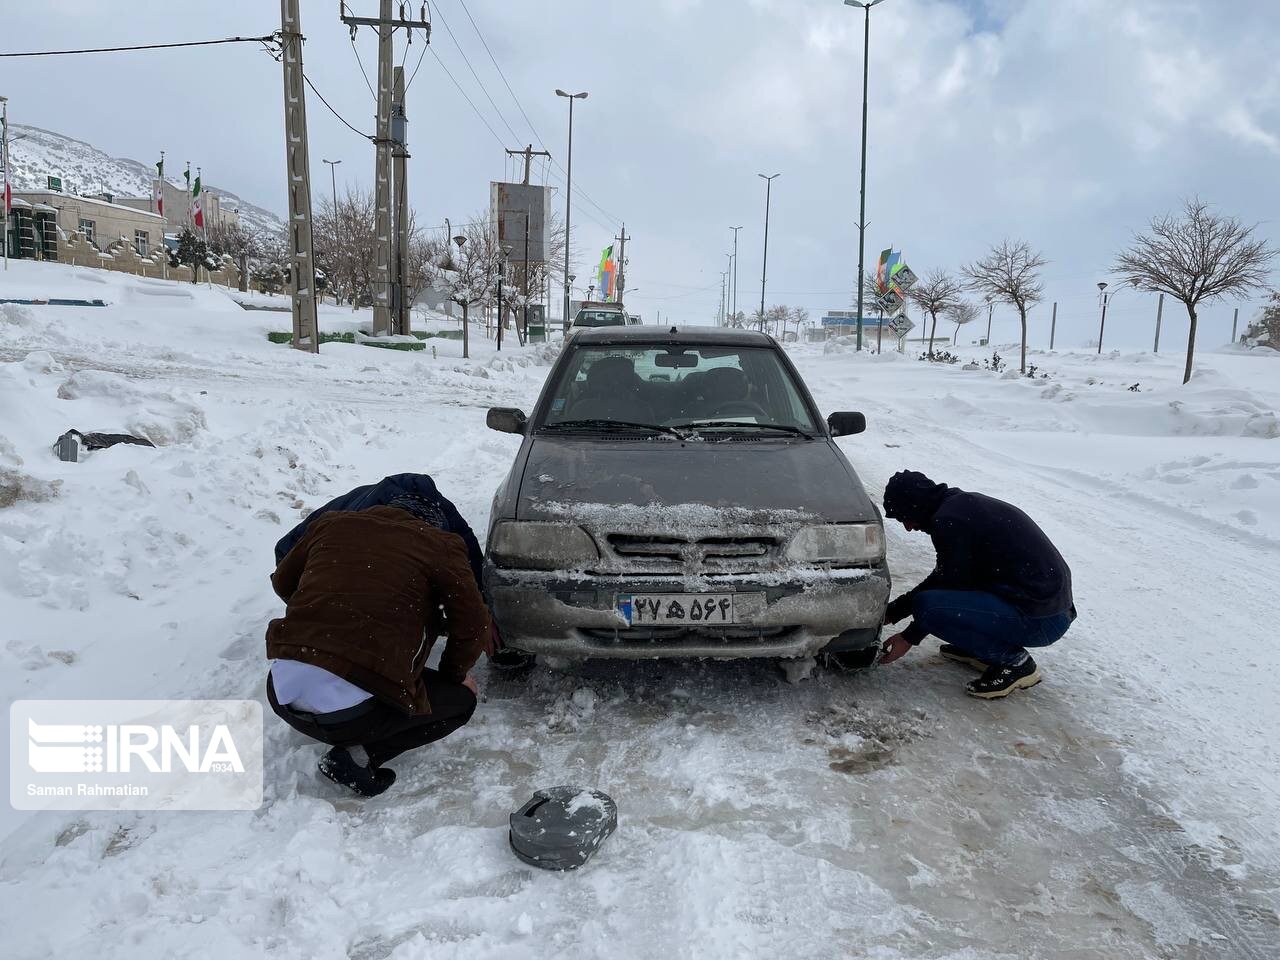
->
[517,437,877,525]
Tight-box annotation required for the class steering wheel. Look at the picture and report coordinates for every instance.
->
[712,400,770,419]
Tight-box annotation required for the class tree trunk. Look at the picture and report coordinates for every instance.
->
[462,301,470,360]
[1018,307,1028,373]
[1183,303,1198,384]
[928,312,938,355]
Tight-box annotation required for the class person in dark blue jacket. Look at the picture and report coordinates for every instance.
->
[275,474,485,588]
[878,470,1076,699]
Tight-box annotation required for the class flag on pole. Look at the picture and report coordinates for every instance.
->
[597,244,616,301]
[153,156,165,219]
[191,173,204,229]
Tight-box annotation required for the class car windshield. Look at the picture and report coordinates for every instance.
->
[574,311,627,327]
[539,344,819,434]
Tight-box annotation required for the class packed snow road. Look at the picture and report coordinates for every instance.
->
[2,275,1278,959]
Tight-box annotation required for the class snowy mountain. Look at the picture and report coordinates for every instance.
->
[5,123,284,239]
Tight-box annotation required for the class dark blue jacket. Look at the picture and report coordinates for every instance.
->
[274,474,485,591]
[883,473,1075,643]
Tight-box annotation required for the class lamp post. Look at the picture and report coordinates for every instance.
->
[453,233,469,358]
[845,0,891,352]
[322,158,341,302]
[984,296,993,344]
[758,173,780,330]
[1097,281,1110,354]
[730,225,743,324]
[555,88,588,332]
[496,244,511,352]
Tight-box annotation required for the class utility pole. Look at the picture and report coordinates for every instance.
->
[392,65,410,335]
[322,158,341,303]
[1,94,9,272]
[985,298,993,343]
[505,144,551,185]
[720,271,728,326]
[1049,301,1057,350]
[342,1,430,337]
[1231,306,1239,343]
[614,222,630,304]
[280,0,319,352]
[1154,293,1164,353]
[730,225,742,324]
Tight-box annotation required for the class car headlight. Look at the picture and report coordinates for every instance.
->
[489,521,600,570]
[785,523,884,564]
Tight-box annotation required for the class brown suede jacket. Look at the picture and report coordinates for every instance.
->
[265,506,490,714]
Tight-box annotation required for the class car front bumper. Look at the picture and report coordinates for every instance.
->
[484,564,890,659]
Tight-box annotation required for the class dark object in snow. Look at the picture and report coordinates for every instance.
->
[510,786,617,871]
[317,746,396,797]
[53,430,156,462]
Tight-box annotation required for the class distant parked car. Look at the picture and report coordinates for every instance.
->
[484,325,889,665]
[571,302,627,329]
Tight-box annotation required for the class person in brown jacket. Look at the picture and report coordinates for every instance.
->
[265,494,494,796]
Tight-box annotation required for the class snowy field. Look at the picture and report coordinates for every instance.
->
[2,261,1279,959]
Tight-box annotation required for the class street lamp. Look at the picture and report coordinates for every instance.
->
[845,0,892,351]
[322,159,341,302]
[496,243,511,352]
[1096,281,1110,354]
[555,88,589,332]
[758,173,780,330]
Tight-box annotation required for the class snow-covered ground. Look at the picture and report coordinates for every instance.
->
[2,260,1279,959]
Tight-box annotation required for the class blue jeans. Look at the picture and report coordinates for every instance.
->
[911,590,1073,667]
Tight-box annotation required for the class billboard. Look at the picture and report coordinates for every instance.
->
[490,182,551,263]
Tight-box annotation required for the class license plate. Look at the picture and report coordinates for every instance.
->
[617,593,745,626]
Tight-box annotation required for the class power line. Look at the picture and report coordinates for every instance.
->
[429,48,506,148]
[439,0,622,230]
[350,35,377,100]
[0,35,277,57]
[431,2,525,146]
[302,73,374,141]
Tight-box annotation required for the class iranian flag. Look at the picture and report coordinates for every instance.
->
[153,157,165,219]
[191,173,204,229]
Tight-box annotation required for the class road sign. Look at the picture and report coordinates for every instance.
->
[889,316,914,337]
[890,264,918,291]
[47,176,62,192]
[875,287,905,315]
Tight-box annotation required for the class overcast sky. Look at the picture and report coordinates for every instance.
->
[5,0,1278,345]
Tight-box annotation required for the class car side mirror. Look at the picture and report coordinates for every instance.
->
[487,407,528,435]
[827,411,866,437]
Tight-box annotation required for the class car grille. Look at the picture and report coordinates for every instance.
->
[604,533,781,573]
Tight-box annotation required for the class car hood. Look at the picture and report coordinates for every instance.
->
[517,437,877,525]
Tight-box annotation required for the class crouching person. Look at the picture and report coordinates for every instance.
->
[265,494,493,796]
[878,470,1076,699]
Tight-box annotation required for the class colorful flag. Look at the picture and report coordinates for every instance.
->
[191,173,204,229]
[597,244,616,301]
[876,247,901,295]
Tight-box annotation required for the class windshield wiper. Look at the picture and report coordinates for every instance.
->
[542,419,689,439]
[673,420,814,439]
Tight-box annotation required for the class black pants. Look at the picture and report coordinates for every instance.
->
[267,668,477,768]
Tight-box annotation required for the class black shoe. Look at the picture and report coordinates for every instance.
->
[966,657,1042,699]
[318,746,397,797]
[939,644,991,671]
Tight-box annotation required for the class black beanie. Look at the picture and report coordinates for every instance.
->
[882,471,948,526]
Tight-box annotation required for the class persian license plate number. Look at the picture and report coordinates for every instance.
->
[617,593,737,626]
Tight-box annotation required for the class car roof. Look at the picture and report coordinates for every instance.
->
[568,325,776,347]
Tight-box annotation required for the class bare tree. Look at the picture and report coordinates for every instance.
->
[1113,198,1277,383]
[947,300,980,345]
[962,240,1046,373]
[765,304,790,339]
[791,306,810,341]
[908,270,964,357]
